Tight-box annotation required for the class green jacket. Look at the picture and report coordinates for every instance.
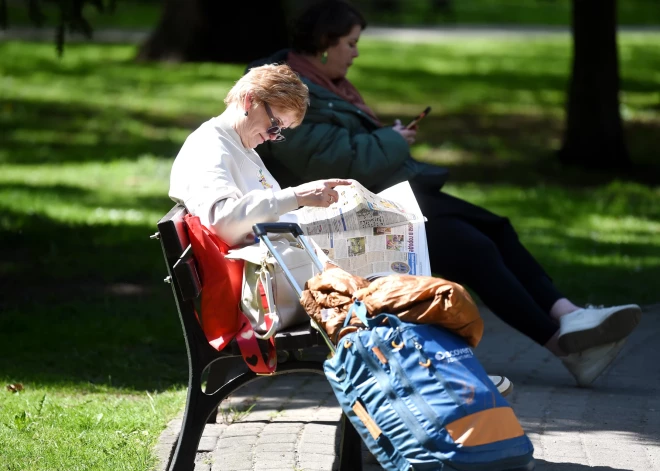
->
[250,51,437,193]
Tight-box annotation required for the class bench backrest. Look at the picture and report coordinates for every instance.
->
[157,204,201,302]
[156,204,229,367]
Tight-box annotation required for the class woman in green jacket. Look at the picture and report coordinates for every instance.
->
[252,0,641,387]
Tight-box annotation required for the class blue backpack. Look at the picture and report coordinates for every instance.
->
[324,301,535,471]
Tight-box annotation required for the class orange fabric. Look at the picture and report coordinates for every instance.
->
[185,215,277,374]
[301,266,483,347]
[299,265,370,342]
[185,215,244,351]
[354,275,484,347]
[445,407,524,447]
[352,401,382,440]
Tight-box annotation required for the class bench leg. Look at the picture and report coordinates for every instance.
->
[204,356,248,423]
[338,413,363,471]
[168,390,218,471]
[169,366,259,471]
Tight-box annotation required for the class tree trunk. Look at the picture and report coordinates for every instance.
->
[136,0,289,64]
[558,0,630,169]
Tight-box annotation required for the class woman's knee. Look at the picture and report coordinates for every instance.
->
[427,221,503,275]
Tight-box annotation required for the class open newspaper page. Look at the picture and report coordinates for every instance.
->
[291,181,431,279]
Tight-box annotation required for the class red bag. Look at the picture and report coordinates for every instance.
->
[184,215,277,374]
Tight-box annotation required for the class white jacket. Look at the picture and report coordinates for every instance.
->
[169,112,299,246]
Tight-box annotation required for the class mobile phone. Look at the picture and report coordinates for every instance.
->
[406,106,431,129]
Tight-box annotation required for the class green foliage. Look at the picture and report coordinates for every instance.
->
[352,0,660,26]
[0,36,659,469]
[1,0,118,54]
[3,0,158,30]
[4,0,660,33]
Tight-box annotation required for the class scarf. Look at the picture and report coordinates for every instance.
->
[287,51,381,126]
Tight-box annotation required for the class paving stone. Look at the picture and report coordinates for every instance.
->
[254,432,298,444]
[260,423,303,434]
[216,436,258,450]
[195,452,213,471]
[197,435,218,452]
[253,442,295,453]
[296,455,337,471]
[211,452,253,471]
[297,442,337,455]
[221,423,266,437]
[202,423,227,437]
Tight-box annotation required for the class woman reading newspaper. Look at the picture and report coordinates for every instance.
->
[249,0,642,388]
[168,63,513,396]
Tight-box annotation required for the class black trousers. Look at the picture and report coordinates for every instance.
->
[411,180,563,345]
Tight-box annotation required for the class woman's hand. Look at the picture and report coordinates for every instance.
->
[392,119,417,146]
[293,179,353,208]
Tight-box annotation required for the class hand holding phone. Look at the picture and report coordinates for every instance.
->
[406,106,432,130]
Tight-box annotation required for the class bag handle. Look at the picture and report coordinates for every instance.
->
[235,313,277,374]
[254,223,335,354]
[256,268,280,340]
[183,214,277,374]
[345,301,403,330]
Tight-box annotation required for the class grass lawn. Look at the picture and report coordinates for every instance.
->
[1,35,659,469]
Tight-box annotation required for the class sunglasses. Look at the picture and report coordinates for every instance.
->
[263,102,286,142]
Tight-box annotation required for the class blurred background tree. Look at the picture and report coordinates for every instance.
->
[559,0,629,169]
[136,0,289,62]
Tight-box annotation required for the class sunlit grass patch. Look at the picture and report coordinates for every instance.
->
[0,388,184,471]
[445,181,660,304]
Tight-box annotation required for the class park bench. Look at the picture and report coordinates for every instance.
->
[153,204,362,471]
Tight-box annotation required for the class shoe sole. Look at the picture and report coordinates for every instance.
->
[499,381,514,398]
[558,306,642,354]
[573,339,628,388]
[491,377,514,397]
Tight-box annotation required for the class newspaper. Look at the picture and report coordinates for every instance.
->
[291,181,431,279]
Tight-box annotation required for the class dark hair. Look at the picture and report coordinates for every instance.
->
[291,0,367,55]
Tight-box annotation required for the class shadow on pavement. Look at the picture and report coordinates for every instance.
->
[535,460,631,471]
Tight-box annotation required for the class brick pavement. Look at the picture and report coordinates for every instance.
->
[155,304,660,471]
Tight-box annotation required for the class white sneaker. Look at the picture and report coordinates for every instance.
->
[558,304,641,354]
[561,338,627,387]
[488,375,514,397]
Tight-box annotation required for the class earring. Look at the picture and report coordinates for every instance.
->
[244,111,248,116]
[321,51,328,64]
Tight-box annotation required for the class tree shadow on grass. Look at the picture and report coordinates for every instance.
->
[0,178,191,391]
[0,187,173,289]
[1,98,196,164]
[0,199,189,392]
[355,56,660,101]
[0,42,244,84]
[378,112,660,187]
[0,292,188,392]
[525,232,660,305]
[5,96,659,188]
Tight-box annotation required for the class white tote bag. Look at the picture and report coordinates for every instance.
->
[226,239,318,339]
